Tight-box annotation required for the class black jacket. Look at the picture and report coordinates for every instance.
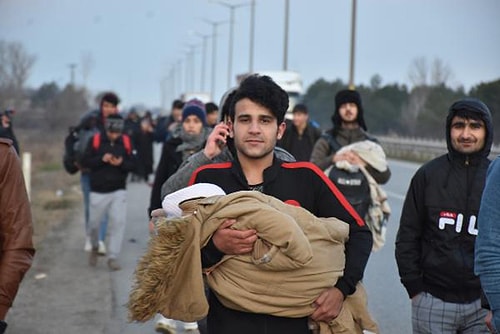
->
[278,119,322,161]
[81,133,136,193]
[190,156,373,297]
[149,137,183,216]
[395,98,494,303]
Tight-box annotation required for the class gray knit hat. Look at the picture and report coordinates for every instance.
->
[105,114,125,132]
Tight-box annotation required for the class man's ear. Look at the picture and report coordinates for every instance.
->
[277,121,286,140]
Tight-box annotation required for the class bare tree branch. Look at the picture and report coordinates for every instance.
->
[431,58,453,86]
[408,56,428,87]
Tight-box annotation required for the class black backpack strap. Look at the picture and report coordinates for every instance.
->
[321,132,342,154]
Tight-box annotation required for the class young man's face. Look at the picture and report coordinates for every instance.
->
[101,101,118,118]
[230,98,285,160]
[292,111,308,128]
[172,107,183,123]
[206,111,219,127]
[106,130,122,143]
[450,116,486,154]
[182,115,204,135]
[338,102,359,125]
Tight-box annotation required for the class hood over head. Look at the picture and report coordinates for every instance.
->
[446,97,493,160]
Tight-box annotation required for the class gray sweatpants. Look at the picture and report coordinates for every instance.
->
[412,292,489,334]
[89,190,127,260]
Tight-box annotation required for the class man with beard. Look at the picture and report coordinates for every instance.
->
[396,98,493,333]
[310,89,391,229]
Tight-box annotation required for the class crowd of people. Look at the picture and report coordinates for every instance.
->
[1,72,499,334]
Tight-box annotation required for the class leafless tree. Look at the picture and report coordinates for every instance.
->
[408,57,428,87]
[401,85,430,136]
[0,40,36,108]
[430,58,453,86]
[408,56,454,87]
[404,56,454,135]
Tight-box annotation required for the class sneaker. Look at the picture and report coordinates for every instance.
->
[89,248,98,267]
[183,321,199,332]
[98,240,107,256]
[155,316,176,333]
[84,237,92,252]
[107,258,121,271]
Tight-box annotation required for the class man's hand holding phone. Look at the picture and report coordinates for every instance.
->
[203,121,230,159]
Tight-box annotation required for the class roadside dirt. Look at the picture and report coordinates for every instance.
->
[5,168,113,333]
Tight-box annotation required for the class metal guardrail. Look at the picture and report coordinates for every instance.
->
[377,136,500,162]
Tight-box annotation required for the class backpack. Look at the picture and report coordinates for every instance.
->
[323,133,390,252]
[323,133,372,219]
[63,126,80,174]
[325,163,371,219]
[62,125,99,175]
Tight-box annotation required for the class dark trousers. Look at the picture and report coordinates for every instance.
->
[207,291,310,334]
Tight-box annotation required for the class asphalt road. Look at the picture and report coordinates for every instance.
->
[6,159,421,334]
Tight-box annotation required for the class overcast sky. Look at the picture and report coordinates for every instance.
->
[1,0,499,110]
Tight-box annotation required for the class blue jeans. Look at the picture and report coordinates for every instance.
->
[80,173,108,241]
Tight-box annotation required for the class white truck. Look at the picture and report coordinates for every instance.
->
[236,70,303,119]
[181,92,212,104]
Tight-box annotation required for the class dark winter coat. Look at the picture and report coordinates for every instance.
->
[278,119,322,161]
[80,133,136,193]
[395,98,494,303]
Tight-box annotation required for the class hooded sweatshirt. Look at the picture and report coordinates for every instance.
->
[395,98,494,303]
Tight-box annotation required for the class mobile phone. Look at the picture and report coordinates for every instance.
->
[216,116,229,148]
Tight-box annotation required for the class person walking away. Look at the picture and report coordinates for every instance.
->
[395,98,493,333]
[278,103,321,161]
[188,74,373,334]
[81,114,136,271]
[475,155,500,333]
[0,138,35,333]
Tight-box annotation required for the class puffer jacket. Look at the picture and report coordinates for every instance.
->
[0,138,35,319]
[129,191,379,333]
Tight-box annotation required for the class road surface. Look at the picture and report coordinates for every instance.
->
[7,159,420,333]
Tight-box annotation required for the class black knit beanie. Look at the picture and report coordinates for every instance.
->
[332,89,367,131]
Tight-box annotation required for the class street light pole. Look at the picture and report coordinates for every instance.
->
[213,1,251,89]
[169,66,176,104]
[186,44,197,92]
[68,63,77,86]
[204,19,226,101]
[177,59,183,98]
[196,33,210,92]
[348,0,357,90]
[249,0,256,73]
[283,0,289,71]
